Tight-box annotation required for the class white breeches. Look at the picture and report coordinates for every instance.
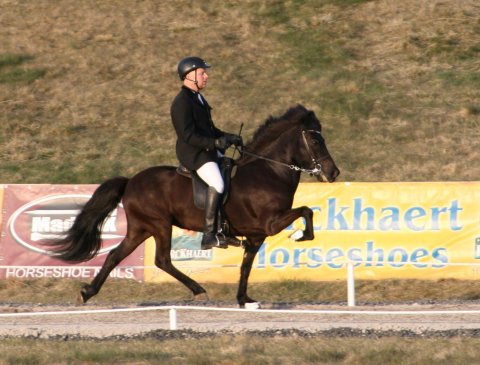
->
[196,162,224,194]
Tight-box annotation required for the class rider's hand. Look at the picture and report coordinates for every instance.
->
[225,133,243,147]
[214,136,232,150]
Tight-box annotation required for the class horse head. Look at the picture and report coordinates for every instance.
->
[294,105,340,182]
[240,104,340,182]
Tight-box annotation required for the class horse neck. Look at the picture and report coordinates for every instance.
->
[239,128,302,187]
[245,123,299,160]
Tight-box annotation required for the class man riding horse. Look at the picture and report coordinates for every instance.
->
[170,57,243,250]
[49,58,339,307]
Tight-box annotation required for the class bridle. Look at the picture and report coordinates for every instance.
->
[239,129,331,177]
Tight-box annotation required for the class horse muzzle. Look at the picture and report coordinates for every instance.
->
[316,162,340,183]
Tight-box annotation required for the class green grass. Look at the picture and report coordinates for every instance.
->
[1,335,480,365]
[437,70,480,88]
[0,54,33,68]
[3,277,480,305]
[0,54,46,84]
[0,68,46,84]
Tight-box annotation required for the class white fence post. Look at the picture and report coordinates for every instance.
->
[169,308,177,330]
[347,261,355,307]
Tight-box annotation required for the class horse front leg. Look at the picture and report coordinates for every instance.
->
[266,206,314,241]
[237,239,263,308]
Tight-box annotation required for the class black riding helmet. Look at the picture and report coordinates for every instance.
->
[177,56,211,80]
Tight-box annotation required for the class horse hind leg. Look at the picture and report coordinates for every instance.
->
[153,227,208,301]
[79,230,150,304]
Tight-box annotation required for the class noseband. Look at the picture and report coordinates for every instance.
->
[239,129,330,177]
[300,130,331,176]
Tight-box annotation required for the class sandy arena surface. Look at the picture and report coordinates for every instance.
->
[2,302,480,339]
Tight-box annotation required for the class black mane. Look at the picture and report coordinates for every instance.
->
[246,104,312,150]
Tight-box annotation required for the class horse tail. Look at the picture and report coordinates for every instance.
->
[50,176,129,262]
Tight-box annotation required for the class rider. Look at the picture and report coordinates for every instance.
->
[170,56,243,250]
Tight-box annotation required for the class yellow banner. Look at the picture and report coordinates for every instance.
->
[144,182,480,283]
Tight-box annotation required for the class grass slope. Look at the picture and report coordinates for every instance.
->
[0,0,479,183]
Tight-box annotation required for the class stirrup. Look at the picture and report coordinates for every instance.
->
[216,231,244,248]
[215,231,229,249]
[223,235,244,247]
[201,232,228,250]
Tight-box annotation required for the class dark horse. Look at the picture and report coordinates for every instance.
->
[50,105,340,307]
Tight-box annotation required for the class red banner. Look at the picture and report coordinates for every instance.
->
[0,185,144,280]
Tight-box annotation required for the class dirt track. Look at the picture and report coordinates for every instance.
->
[2,302,480,339]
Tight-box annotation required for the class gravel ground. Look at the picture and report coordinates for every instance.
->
[2,302,480,340]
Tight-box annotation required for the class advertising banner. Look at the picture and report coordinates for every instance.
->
[1,182,479,283]
[0,185,144,280]
[144,182,480,283]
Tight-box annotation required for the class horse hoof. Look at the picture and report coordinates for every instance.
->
[291,229,314,241]
[244,302,261,310]
[75,291,86,306]
[194,292,209,301]
[76,286,92,306]
[289,230,304,241]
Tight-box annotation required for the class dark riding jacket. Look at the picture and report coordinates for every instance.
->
[170,86,225,170]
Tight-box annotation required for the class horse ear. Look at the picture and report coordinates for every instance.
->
[302,110,322,130]
[302,110,315,123]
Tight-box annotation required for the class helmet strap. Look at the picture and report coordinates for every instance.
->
[185,69,199,91]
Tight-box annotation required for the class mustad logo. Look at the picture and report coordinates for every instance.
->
[8,194,126,256]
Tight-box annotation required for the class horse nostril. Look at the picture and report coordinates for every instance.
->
[327,168,340,182]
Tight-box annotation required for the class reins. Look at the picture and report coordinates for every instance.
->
[237,129,330,177]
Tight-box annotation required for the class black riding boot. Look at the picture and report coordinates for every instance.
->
[201,187,228,250]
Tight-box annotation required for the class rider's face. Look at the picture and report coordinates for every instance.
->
[185,68,208,90]
[195,68,208,89]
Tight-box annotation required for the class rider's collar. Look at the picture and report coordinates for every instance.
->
[182,85,200,95]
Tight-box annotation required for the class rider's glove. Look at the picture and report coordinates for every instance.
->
[224,133,243,147]
[214,136,232,150]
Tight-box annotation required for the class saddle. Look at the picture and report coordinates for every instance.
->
[176,157,240,245]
